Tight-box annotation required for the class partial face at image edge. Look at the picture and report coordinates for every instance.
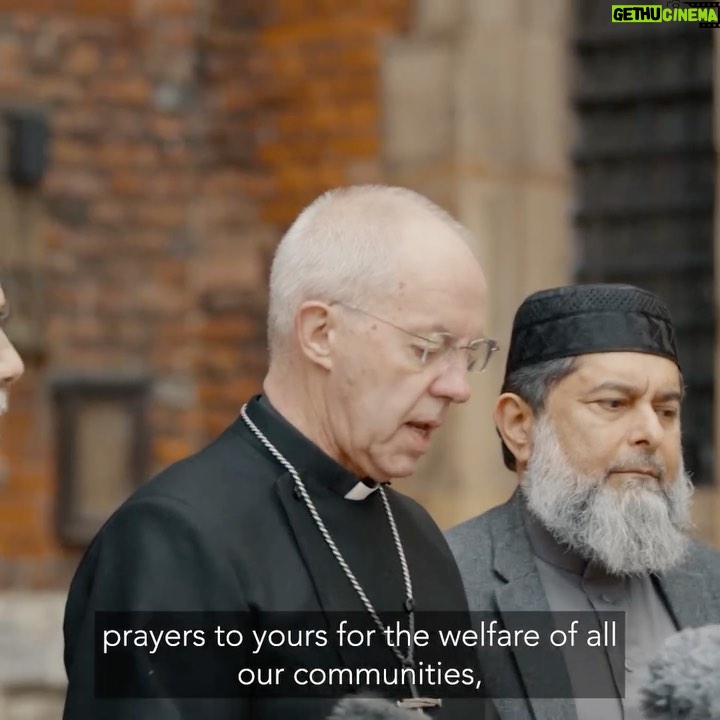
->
[0,285,24,415]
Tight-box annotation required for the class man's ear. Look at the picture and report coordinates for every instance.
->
[294,301,334,370]
[494,393,535,470]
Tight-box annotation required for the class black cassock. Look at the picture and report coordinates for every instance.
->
[63,395,486,719]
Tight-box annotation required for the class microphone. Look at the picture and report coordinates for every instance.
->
[640,624,720,719]
[327,696,424,719]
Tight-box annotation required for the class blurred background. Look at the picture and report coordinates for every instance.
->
[0,0,718,716]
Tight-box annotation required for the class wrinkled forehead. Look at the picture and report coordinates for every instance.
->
[386,233,485,316]
[553,352,683,397]
[377,288,487,341]
[329,207,486,342]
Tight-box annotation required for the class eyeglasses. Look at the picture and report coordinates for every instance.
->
[332,302,499,373]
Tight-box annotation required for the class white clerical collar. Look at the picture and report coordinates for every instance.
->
[344,480,382,501]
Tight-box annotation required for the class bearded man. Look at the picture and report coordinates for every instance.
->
[447,283,720,720]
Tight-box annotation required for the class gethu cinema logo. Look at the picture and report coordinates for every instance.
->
[612,4,719,22]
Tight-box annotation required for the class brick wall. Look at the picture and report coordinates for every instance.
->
[0,0,412,589]
[196,0,410,436]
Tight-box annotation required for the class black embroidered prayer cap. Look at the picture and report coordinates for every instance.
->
[504,283,680,378]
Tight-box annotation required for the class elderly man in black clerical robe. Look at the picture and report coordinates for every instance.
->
[63,185,497,720]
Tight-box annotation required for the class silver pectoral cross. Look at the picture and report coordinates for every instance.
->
[397,696,443,714]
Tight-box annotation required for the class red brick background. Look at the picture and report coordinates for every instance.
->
[0,0,411,587]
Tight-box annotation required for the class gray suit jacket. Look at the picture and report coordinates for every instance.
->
[446,493,720,720]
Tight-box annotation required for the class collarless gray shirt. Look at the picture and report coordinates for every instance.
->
[522,508,678,720]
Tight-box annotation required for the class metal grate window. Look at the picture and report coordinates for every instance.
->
[572,2,715,485]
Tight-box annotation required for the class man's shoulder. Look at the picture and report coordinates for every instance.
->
[446,501,510,543]
[389,487,440,525]
[92,416,280,545]
[136,417,274,503]
[676,538,720,610]
[445,500,513,565]
[686,537,720,574]
[386,488,455,555]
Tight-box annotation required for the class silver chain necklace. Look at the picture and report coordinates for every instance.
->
[240,403,417,670]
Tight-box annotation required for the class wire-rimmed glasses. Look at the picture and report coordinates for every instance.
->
[332,302,499,373]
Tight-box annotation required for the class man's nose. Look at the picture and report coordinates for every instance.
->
[430,354,472,404]
[628,404,665,450]
[0,334,24,386]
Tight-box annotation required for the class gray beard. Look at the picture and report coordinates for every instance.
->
[520,416,694,576]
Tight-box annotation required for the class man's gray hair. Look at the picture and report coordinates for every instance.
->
[267,185,475,359]
[500,356,578,470]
